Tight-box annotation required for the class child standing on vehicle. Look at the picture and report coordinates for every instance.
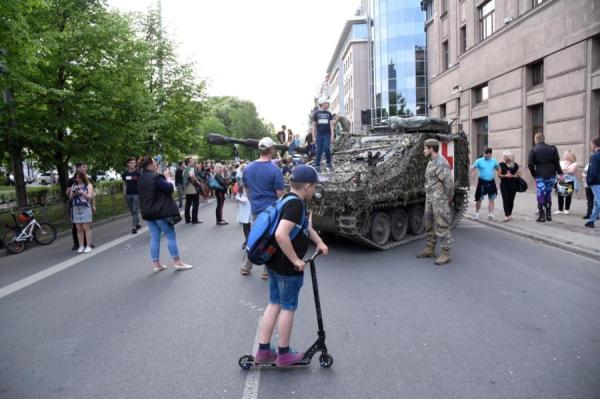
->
[254,165,329,366]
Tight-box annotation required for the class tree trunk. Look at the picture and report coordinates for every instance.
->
[4,87,27,208]
[55,150,70,203]
[10,150,27,208]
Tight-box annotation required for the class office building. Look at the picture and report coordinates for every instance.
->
[424,0,600,166]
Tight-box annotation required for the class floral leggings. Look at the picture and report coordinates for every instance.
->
[535,177,556,206]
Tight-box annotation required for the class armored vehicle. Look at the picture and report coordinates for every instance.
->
[207,116,469,250]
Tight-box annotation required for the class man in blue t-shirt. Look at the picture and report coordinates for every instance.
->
[311,96,336,172]
[241,137,285,278]
[471,147,500,220]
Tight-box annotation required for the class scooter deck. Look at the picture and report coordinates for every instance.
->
[245,357,313,369]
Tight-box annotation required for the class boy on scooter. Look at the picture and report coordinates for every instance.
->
[254,165,329,366]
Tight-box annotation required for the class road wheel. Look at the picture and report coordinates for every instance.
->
[40,180,48,185]
[369,212,390,246]
[408,205,425,235]
[3,230,25,254]
[390,209,409,241]
[33,222,57,245]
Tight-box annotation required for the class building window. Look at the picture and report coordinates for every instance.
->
[442,40,449,71]
[440,0,447,15]
[528,60,544,88]
[475,84,489,104]
[460,26,467,54]
[476,117,489,157]
[532,0,544,8]
[479,0,495,41]
[424,0,434,20]
[530,104,544,136]
[440,103,446,119]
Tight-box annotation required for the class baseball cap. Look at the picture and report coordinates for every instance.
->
[318,96,330,105]
[258,137,276,150]
[290,165,319,184]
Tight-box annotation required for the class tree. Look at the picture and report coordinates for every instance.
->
[135,9,207,162]
[204,96,275,160]
[0,0,46,206]
[7,0,155,200]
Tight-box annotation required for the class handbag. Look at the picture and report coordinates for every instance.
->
[208,177,224,190]
[516,177,528,193]
[165,214,182,225]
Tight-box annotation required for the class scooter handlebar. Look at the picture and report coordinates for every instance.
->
[304,250,323,263]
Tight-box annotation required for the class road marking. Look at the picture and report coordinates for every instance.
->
[0,203,218,300]
[242,316,262,399]
[0,226,148,300]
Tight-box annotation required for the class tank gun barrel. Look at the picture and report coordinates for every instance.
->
[207,133,308,154]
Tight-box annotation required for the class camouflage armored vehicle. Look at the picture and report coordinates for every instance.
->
[206,116,469,250]
[311,116,469,249]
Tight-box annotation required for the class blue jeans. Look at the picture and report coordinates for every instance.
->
[267,268,304,311]
[315,134,332,169]
[589,185,600,222]
[147,219,180,262]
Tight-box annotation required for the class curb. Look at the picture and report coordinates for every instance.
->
[465,215,600,263]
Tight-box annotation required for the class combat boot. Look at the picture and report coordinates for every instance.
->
[545,204,552,221]
[435,250,451,265]
[416,245,435,258]
[536,205,546,223]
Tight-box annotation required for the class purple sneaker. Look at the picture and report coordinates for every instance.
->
[275,348,304,367]
[254,347,277,364]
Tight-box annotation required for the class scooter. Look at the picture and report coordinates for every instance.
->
[238,250,333,369]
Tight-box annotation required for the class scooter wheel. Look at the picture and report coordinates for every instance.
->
[319,353,334,368]
[239,354,254,370]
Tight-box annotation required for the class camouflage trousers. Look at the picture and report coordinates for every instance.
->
[424,194,453,251]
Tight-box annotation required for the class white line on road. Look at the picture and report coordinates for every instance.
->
[242,316,262,399]
[0,203,217,300]
[0,226,148,300]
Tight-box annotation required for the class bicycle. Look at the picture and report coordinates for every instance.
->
[2,208,57,254]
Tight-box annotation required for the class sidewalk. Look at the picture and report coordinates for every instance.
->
[465,187,600,262]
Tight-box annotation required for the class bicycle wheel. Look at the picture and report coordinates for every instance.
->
[34,222,57,245]
[3,230,25,254]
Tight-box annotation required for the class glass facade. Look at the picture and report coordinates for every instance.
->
[370,0,428,125]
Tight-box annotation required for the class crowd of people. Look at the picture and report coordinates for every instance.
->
[469,134,600,227]
[60,128,600,368]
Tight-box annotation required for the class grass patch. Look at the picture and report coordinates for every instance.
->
[0,193,129,234]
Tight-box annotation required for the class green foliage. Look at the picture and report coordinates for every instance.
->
[0,0,273,203]
[200,96,275,160]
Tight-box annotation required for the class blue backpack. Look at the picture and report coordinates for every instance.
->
[246,195,308,265]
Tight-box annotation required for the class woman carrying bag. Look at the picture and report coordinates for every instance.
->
[138,156,192,273]
[498,151,522,222]
[555,150,579,215]
[213,163,229,225]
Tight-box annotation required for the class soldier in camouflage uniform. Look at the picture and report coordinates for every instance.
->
[417,139,454,265]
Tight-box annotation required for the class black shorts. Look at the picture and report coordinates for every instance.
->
[475,178,498,201]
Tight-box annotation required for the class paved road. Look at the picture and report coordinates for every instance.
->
[1,199,599,399]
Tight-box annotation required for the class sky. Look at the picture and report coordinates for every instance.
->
[108,0,362,135]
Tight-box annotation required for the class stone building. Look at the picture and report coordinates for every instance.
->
[325,15,370,132]
[423,0,600,171]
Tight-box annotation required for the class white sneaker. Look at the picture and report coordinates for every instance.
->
[83,246,92,253]
[488,214,496,221]
[174,263,193,271]
[564,210,570,215]
[77,246,85,253]
[474,213,480,220]
[553,210,563,215]
[153,264,168,273]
